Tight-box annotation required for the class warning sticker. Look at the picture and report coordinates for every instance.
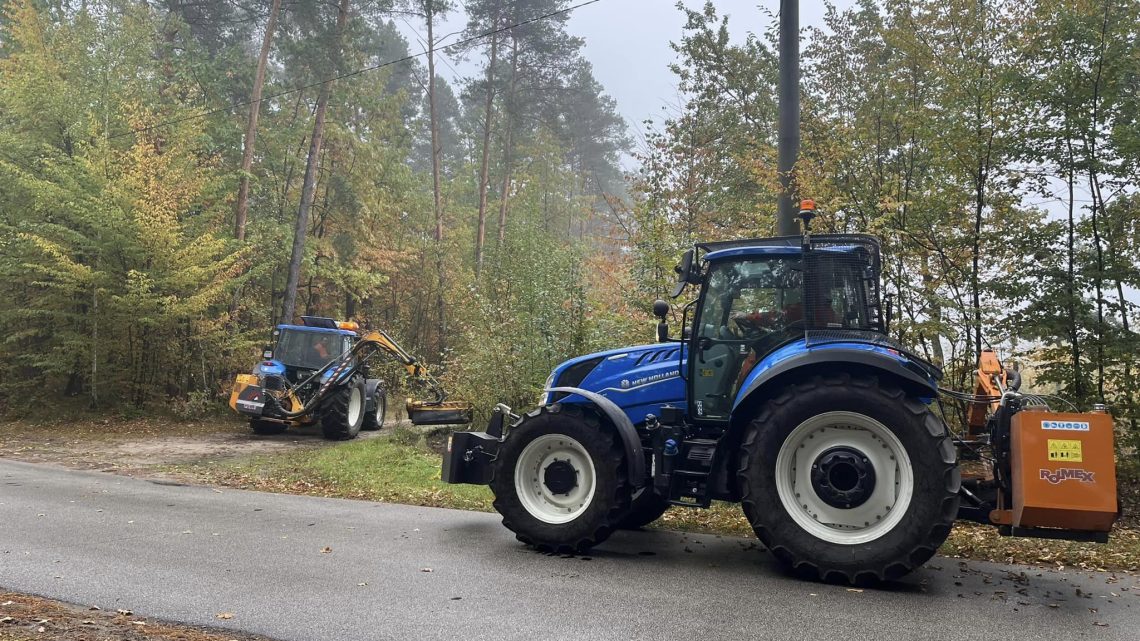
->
[1047,439,1083,462]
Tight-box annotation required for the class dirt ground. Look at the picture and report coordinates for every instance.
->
[0,416,394,477]
[0,592,272,641]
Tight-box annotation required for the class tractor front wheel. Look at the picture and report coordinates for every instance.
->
[320,378,366,440]
[738,374,959,584]
[490,404,630,553]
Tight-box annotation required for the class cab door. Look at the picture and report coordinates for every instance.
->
[688,256,801,424]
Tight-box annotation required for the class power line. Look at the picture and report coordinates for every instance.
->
[109,0,603,141]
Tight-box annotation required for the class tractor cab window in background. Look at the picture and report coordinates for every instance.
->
[802,250,873,332]
[274,330,345,370]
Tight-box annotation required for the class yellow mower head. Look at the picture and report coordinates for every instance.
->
[407,399,473,426]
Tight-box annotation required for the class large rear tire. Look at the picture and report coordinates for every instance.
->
[738,374,959,584]
[320,378,366,440]
[490,404,630,553]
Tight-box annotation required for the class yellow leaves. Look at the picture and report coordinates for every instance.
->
[14,231,93,283]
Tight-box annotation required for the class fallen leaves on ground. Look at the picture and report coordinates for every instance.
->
[0,592,270,641]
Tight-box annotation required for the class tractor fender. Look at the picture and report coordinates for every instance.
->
[734,345,939,413]
[364,378,385,411]
[544,386,646,488]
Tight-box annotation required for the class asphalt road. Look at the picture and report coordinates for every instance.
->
[1,459,1136,640]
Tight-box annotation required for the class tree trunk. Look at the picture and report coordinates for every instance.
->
[1065,134,1083,400]
[89,279,98,409]
[496,31,519,246]
[425,4,447,358]
[234,0,282,241]
[1087,4,1110,401]
[972,174,983,363]
[280,0,350,323]
[474,5,500,277]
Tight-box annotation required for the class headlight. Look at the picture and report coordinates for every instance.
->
[539,372,555,405]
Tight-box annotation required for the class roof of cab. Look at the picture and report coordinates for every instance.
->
[275,324,357,336]
[703,245,804,261]
[698,234,880,263]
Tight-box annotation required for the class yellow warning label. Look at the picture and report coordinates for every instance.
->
[1047,439,1083,462]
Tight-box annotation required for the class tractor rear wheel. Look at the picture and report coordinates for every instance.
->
[617,488,670,529]
[738,374,959,584]
[320,378,366,440]
[489,404,630,553]
[362,389,386,431]
[250,419,287,436]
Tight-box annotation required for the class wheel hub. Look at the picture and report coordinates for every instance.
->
[810,446,876,509]
[543,459,578,495]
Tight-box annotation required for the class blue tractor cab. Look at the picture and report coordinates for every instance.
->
[258,322,359,383]
[444,210,960,584]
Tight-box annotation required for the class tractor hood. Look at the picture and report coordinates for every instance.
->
[543,343,688,426]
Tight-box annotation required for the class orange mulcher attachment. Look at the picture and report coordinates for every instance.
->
[967,350,1118,542]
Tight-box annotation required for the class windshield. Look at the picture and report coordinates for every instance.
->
[274,329,346,370]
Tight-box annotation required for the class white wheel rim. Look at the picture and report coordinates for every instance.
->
[514,434,596,524]
[376,397,384,424]
[348,387,362,426]
[774,411,913,545]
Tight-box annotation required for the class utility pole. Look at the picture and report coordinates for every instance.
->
[776,0,800,236]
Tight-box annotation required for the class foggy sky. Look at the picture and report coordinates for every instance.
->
[399,1,853,171]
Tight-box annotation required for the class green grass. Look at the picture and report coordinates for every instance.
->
[176,434,1140,572]
[181,436,494,512]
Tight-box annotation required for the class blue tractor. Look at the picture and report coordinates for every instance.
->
[230,316,389,440]
[443,206,961,582]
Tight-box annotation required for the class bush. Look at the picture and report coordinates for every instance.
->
[170,389,219,421]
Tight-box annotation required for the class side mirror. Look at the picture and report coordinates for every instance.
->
[671,249,695,298]
[653,299,669,342]
[262,348,274,360]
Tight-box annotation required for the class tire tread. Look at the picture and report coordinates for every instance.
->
[737,374,960,584]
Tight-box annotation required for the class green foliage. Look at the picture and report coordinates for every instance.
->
[4,0,1135,454]
[635,0,1139,443]
[0,0,631,416]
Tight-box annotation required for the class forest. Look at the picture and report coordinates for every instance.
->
[0,0,1136,450]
